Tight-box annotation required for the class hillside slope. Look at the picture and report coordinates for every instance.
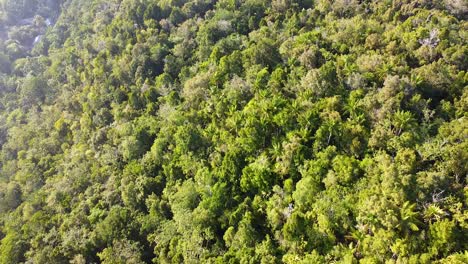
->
[0,0,467,263]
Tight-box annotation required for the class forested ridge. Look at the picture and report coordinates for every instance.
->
[0,0,467,263]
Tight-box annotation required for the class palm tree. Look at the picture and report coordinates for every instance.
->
[392,110,415,136]
[397,201,421,235]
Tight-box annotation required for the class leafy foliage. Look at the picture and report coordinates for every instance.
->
[0,0,466,263]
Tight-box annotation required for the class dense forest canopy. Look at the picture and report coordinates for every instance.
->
[0,0,467,263]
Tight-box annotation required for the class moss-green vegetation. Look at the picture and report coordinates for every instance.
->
[0,0,467,263]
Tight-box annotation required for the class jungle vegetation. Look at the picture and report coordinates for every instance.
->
[0,0,467,263]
